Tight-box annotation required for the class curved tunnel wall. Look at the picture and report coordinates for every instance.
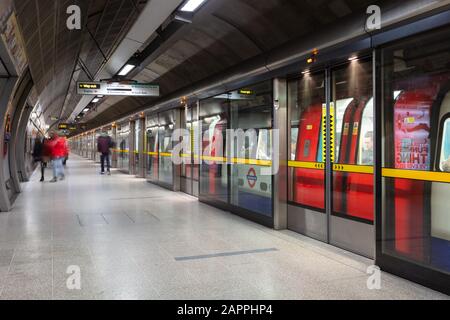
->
[0,68,34,211]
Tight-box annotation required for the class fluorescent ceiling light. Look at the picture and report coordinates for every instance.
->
[92,98,100,103]
[118,63,136,76]
[180,0,206,12]
[83,108,90,112]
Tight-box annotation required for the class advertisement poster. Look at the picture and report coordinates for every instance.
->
[394,97,431,170]
[0,10,27,75]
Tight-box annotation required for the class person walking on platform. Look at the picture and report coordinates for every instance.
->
[97,130,113,175]
[49,131,68,183]
[32,135,51,182]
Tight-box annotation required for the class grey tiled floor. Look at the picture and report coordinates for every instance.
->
[0,154,448,300]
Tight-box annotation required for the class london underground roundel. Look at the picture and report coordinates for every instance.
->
[247,167,257,188]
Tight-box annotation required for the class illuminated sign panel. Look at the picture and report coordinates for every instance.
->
[58,123,68,130]
[78,83,101,90]
[77,81,159,97]
[239,89,254,95]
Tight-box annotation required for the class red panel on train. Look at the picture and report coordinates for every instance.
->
[294,103,325,210]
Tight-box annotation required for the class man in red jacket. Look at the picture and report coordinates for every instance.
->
[49,131,68,182]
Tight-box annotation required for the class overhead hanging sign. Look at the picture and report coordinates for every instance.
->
[77,81,160,97]
[58,123,69,130]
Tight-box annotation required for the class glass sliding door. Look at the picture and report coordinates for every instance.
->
[117,123,130,173]
[330,59,374,257]
[287,60,375,257]
[229,82,273,218]
[199,81,274,226]
[146,116,159,182]
[199,94,229,204]
[158,110,175,187]
[288,71,327,241]
[134,119,141,175]
[181,103,200,197]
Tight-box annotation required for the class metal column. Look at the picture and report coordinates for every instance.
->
[273,78,288,230]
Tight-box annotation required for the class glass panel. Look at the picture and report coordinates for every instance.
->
[199,95,228,203]
[182,106,193,179]
[118,124,129,171]
[288,72,326,210]
[229,81,273,217]
[146,116,158,181]
[158,110,175,185]
[192,105,200,182]
[332,59,374,222]
[382,26,450,274]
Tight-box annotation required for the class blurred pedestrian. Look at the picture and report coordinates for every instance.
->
[97,130,113,175]
[49,131,68,182]
[32,135,50,182]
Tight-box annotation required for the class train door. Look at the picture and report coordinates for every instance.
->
[288,59,375,258]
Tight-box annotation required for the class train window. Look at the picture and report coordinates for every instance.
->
[358,98,374,165]
[335,98,354,162]
[256,129,271,160]
[439,117,450,172]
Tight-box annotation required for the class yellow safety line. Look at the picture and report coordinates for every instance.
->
[201,155,227,163]
[147,152,158,156]
[201,155,272,166]
[333,164,374,174]
[232,158,272,166]
[382,168,450,183]
[288,161,325,170]
[160,152,172,158]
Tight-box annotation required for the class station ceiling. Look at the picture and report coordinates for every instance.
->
[13,0,145,128]
[14,0,395,132]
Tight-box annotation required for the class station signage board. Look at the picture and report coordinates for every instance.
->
[77,81,160,97]
[58,123,69,130]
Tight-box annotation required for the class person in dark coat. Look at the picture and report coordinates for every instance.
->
[32,135,50,182]
[97,131,113,175]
